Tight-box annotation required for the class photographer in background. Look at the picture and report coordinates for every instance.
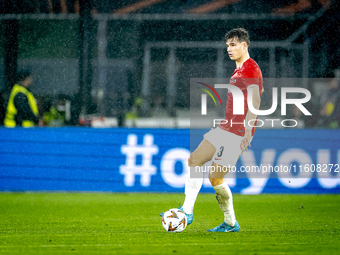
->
[4,70,40,128]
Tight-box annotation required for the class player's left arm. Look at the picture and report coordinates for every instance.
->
[240,85,261,151]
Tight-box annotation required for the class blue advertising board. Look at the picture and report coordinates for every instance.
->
[0,128,339,194]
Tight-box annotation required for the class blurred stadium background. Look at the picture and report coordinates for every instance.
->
[0,0,339,128]
[0,0,339,194]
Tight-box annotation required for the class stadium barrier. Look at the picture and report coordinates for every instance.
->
[0,128,339,194]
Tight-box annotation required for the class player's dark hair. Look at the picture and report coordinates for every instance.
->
[224,28,250,46]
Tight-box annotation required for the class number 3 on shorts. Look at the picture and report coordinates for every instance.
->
[217,146,224,157]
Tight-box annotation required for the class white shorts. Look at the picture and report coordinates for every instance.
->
[204,127,250,167]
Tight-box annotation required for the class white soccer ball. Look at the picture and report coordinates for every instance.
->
[161,208,187,233]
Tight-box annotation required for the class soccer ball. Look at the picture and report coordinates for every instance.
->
[161,208,187,233]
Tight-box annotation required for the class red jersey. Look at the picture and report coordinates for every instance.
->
[219,58,263,137]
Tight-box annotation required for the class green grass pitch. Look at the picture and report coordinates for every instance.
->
[0,193,339,254]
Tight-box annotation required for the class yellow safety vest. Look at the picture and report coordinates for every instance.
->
[4,84,39,127]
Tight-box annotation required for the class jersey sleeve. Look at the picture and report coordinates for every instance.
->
[241,64,263,94]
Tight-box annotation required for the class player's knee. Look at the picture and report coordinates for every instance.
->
[210,178,224,186]
[189,153,203,166]
[209,176,224,186]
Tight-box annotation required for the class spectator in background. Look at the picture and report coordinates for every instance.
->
[319,71,340,128]
[4,70,40,128]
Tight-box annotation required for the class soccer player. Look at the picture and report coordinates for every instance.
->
[161,28,263,232]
